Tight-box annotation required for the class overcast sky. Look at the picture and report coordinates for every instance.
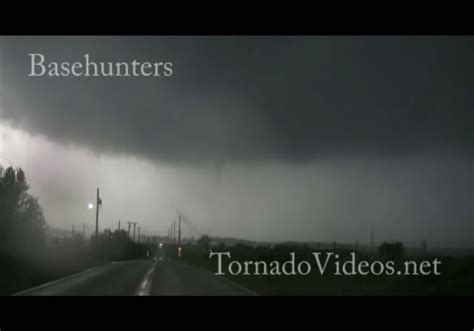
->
[0,36,472,247]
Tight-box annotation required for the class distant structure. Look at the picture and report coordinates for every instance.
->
[422,240,427,254]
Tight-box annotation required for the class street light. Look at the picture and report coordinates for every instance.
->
[88,203,94,210]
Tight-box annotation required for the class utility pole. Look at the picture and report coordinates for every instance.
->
[95,188,101,239]
[138,227,141,244]
[173,221,176,245]
[72,224,75,236]
[83,223,86,238]
[127,221,138,241]
[422,240,427,255]
[132,222,138,242]
[118,220,121,231]
[178,214,181,247]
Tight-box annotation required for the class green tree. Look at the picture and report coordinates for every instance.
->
[197,235,211,250]
[0,166,47,255]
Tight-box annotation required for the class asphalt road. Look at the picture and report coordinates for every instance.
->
[13,258,255,296]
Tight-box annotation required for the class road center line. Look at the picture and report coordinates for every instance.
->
[135,261,157,296]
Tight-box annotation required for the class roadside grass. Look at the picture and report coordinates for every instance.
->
[0,250,106,295]
[170,244,474,295]
[0,241,151,295]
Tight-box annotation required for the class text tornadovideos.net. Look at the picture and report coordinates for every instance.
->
[209,252,442,277]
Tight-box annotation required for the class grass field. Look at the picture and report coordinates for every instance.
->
[170,243,474,295]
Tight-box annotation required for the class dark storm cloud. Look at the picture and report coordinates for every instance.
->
[1,36,473,164]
